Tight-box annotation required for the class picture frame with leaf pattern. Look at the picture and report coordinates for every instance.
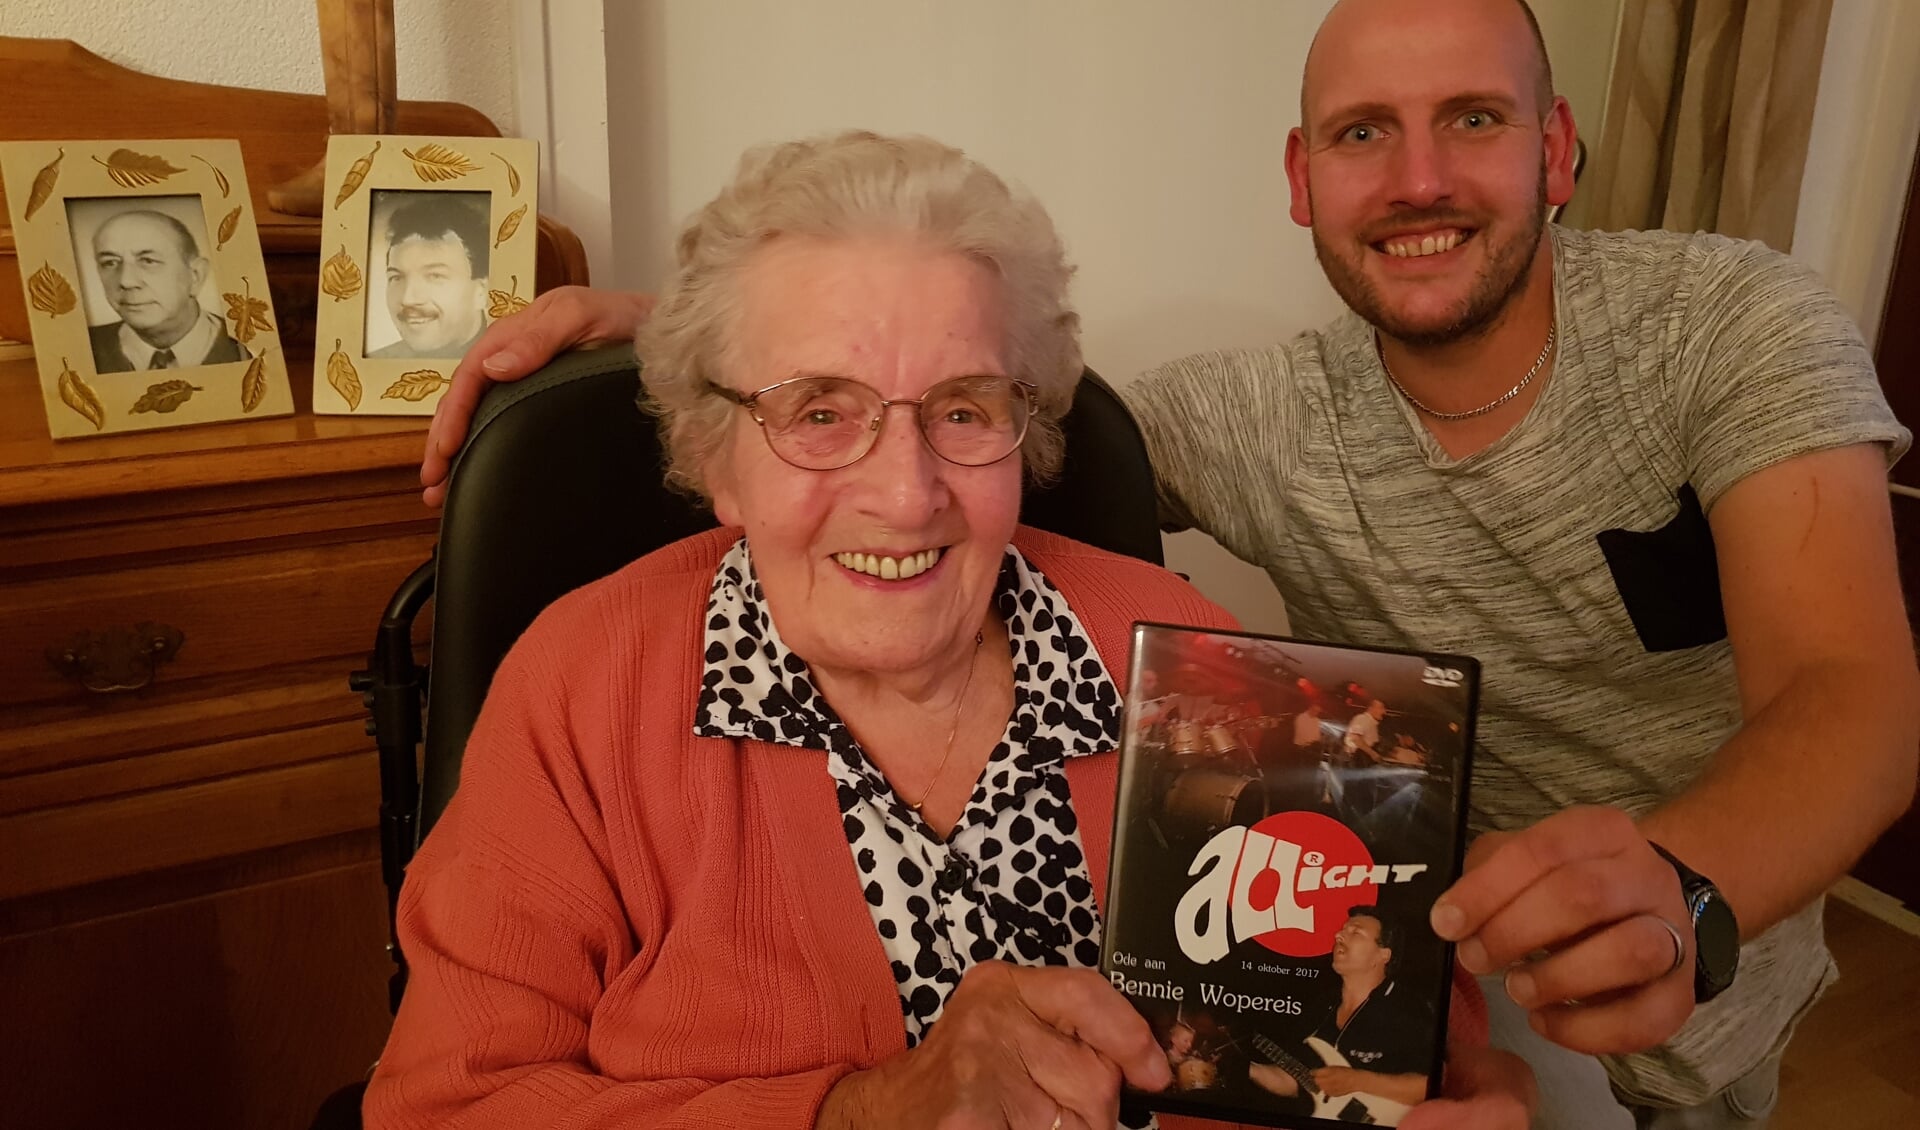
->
[0,138,293,439]
[312,135,537,416]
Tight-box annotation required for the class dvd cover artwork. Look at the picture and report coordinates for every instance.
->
[1101,623,1480,1129]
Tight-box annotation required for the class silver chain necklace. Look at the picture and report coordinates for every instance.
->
[1380,319,1557,421]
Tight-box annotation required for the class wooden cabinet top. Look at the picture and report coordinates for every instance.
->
[0,358,429,508]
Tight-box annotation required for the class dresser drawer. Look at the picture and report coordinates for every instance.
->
[1,532,434,713]
[0,739,378,902]
[2,475,432,574]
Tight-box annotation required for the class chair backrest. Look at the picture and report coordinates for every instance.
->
[419,346,1163,833]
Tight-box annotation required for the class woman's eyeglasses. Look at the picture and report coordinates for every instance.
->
[705,374,1036,471]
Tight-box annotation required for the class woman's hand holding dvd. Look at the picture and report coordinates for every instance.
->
[816,961,1172,1129]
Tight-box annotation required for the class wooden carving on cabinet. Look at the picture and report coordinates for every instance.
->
[269,0,399,216]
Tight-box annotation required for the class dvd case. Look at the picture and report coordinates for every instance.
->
[1101,623,1479,1129]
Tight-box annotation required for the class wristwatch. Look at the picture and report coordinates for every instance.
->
[1648,841,1740,1003]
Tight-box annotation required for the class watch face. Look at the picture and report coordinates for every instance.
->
[1693,892,1741,995]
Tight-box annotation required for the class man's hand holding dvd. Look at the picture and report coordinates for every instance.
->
[1428,805,1708,1056]
[1099,623,1481,1129]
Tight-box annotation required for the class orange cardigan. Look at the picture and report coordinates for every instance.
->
[365,527,1486,1129]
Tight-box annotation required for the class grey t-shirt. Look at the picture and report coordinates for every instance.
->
[1123,225,1911,1106]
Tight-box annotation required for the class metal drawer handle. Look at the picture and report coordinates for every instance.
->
[45,622,186,693]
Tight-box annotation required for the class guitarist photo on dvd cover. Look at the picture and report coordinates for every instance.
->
[1101,623,1479,1128]
[1244,907,1427,1123]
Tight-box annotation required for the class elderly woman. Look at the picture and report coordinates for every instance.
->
[366,132,1525,1130]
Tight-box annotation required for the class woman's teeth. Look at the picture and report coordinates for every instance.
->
[1384,230,1467,258]
[834,548,943,580]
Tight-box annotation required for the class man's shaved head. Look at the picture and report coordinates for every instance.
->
[1302,0,1555,138]
[1282,0,1579,347]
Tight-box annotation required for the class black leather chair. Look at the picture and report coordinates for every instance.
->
[350,345,1163,996]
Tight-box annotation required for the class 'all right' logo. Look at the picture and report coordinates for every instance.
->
[1173,810,1429,962]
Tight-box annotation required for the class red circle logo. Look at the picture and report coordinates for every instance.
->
[1241,811,1377,957]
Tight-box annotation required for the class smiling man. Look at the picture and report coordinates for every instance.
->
[87,209,248,373]
[1123,0,1917,1127]
[371,194,491,359]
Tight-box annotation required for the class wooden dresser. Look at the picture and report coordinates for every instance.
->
[0,360,433,1129]
[0,38,589,1130]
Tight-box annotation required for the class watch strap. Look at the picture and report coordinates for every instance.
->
[1647,840,1738,1003]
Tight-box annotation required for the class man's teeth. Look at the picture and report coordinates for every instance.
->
[1385,231,1466,258]
[834,548,943,580]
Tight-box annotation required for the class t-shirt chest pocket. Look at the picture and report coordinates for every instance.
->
[1594,484,1729,653]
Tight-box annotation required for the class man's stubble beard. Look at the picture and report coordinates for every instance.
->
[1310,165,1549,349]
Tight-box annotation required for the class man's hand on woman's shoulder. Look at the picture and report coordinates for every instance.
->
[422,286,656,507]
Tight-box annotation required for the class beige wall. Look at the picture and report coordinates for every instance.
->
[599,0,1625,632]
[0,0,518,135]
[1534,0,1625,153]
[1534,0,1624,229]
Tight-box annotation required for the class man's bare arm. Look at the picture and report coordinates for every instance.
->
[1434,443,1917,1055]
[1641,442,1919,935]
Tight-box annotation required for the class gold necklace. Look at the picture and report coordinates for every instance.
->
[907,630,986,813]
[1380,319,1557,421]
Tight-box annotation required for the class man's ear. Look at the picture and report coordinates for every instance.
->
[190,256,210,298]
[1285,128,1314,229]
[1544,95,1579,209]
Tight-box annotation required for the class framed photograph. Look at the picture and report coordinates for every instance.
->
[312,135,538,416]
[0,139,293,439]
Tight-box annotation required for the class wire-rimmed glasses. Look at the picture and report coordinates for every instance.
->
[705,373,1037,471]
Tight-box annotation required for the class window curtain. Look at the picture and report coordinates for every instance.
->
[1583,0,1834,252]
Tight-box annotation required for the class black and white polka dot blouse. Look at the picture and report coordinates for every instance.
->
[692,538,1124,1046]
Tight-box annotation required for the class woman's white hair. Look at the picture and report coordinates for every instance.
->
[637,130,1082,499]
